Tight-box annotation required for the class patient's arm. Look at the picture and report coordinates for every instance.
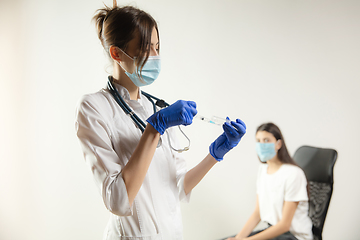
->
[228,196,261,240]
[244,201,299,240]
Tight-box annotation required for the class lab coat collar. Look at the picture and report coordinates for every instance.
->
[110,82,142,102]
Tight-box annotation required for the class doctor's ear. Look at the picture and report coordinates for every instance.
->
[109,46,122,62]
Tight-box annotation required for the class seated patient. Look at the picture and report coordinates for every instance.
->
[227,123,313,240]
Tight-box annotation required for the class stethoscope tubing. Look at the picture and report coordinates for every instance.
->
[107,79,147,132]
[107,76,190,152]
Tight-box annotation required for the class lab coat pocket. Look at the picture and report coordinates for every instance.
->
[114,213,160,239]
[119,234,161,240]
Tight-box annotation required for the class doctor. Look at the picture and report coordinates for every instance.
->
[75,2,246,240]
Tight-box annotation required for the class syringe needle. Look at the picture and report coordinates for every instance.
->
[195,115,225,126]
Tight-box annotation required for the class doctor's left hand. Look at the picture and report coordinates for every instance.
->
[209,118,246,161]
[146,100,197,135]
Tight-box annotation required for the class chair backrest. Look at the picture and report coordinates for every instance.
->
[293,145,337,240]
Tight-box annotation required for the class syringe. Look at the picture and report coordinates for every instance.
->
[195,115,230,126]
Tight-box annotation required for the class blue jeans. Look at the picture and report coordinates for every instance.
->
[221,223,298,240]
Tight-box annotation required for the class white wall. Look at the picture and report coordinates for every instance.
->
[1,0,359,239]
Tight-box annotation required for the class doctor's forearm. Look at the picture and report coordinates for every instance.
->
[121,125,160,205]
[184,153,218,195]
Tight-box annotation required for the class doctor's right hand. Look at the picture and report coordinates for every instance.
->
[146,100,197,135]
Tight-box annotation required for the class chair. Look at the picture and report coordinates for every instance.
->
[293,145,338,240]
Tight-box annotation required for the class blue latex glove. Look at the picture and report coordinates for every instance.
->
[146,100,197,135]
[209,118,246,161]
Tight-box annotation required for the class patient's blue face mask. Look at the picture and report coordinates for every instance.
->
[116,49,161,87]
[256,142,277,162]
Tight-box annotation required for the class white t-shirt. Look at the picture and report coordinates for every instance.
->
[257,164,313,240]
[75,83,190,240]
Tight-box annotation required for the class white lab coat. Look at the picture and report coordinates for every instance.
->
[75,83,190,240]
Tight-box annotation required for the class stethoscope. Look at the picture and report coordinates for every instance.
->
[107,76,190,153]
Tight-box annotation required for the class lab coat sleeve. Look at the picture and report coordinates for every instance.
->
[75,95,133,216]
[168,128,191,203]
[176,156,191,203]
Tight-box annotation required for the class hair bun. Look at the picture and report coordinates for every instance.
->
[92,4,159,68]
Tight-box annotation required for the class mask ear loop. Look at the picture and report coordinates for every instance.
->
[110,47,136,74]
[117,47,135,61]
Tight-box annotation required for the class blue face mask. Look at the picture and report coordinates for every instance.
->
[116,49,161,87]
[256,142,276,162]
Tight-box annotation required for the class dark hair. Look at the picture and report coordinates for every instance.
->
[256,122,298,166]
[93,1,159,73]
